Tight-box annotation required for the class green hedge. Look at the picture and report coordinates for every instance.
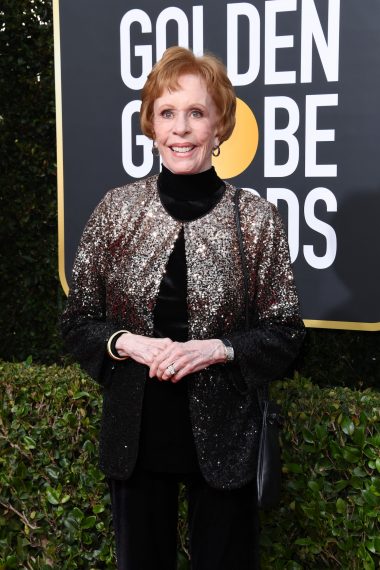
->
[263,375,380,570]
[0,362,379,569]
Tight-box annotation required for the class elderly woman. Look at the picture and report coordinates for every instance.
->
[61,46,305,570]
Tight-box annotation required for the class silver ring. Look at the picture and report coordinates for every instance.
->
[166,363,177,376]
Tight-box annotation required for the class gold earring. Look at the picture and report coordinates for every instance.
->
[212,145,221,157]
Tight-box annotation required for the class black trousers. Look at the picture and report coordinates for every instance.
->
[108,470,261,570]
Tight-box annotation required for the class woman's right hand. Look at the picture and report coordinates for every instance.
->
[115,333,173,367]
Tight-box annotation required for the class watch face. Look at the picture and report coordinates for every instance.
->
[222,342,234,362]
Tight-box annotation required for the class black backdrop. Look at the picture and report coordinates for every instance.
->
[54,0,380,330]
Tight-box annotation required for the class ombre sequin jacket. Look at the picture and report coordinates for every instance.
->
[61,175,305,489]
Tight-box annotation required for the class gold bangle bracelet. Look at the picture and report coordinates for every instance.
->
[107,330,131,361]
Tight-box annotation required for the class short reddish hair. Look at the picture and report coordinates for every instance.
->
[140,46,236,144]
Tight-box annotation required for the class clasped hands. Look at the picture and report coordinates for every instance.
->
[115,333,226,383]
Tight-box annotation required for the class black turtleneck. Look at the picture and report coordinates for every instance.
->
[157,164,225,221]
[137,166,225,473]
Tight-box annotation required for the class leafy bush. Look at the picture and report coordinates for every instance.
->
[0,360,113,569]
[1,362,379,569]
[263,375,380,569]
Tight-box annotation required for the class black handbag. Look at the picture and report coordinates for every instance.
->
[256,396,283,509]
[234,188,283,510]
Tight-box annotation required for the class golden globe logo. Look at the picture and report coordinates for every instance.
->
[212,98,259,179]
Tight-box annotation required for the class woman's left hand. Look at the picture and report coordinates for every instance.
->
[148,339,226,383]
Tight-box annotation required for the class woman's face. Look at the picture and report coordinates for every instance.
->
[152,74,220,175]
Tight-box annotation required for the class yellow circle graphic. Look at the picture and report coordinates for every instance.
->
[212,97,259,179]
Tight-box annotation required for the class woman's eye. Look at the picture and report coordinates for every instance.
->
[161,110,173,119]
[191,110,203,118]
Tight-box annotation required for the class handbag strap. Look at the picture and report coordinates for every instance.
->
[234,188,250,331]
[233,188,269,404]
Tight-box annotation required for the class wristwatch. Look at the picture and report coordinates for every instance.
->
[221,338,235,362]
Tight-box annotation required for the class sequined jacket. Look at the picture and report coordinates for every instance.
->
[61,175,305,489]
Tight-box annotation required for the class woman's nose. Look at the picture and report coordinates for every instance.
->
[173,113,190,135]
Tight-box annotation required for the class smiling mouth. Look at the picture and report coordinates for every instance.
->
[170,145,195,153]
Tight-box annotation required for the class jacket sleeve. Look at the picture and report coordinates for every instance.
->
[60,192,119,384]
[227,200,305,393]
